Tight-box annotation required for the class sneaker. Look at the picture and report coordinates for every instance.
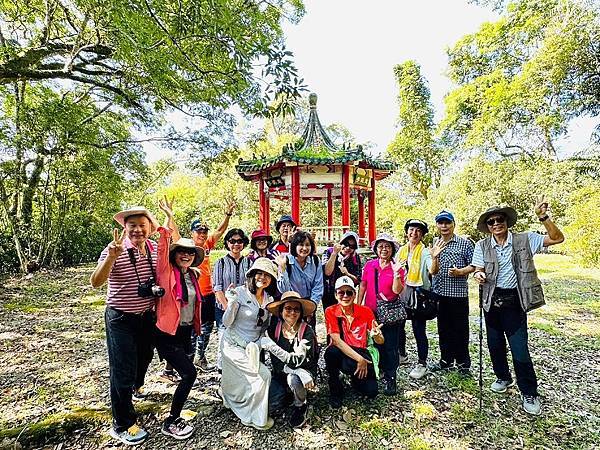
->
[131,388,147,402]
[398,354,409,365]
[490,378,515,394]
[197,356,216,372]
[329,395,343,409]
[382,377,397,396]
[159,370,181,384]
[522,395,542,416]
[429,361,452,372]
[242,417,274,430]
[161,417,195,440]
[409,364,428,380]
[289,404,308,428]
[109,424,148,446]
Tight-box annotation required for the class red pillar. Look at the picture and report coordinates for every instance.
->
[327,188,333,240]
[368,175,376,244]
[358,190,365,245]
[341,165,350,231]
[291,166,300,226]
[259,177,267,231]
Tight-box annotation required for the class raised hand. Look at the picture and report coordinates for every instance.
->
[158,195,175,218]
[108,228,126,259]
[429,238,448,259]
[534,194,549,218]
[225,199,236,216]
[391,258,405,275]
[275,253,287,272]
[332,243,343,255]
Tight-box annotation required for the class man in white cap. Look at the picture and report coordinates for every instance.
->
[90,206,160,446]
[471,196,564,416]
[324,275,384,408]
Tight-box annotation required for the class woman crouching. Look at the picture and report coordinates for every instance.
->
[266,292,317,428]
[220,258,279,430]
[155,200,205,440]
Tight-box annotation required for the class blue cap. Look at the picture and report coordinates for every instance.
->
[190,219,209,231]
[435,211,455,223]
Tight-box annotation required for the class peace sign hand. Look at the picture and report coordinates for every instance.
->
[224,199,236,216]
[369,319,383,338]
[429,238,448,259]
[534,194,549,218]
[158,195,175,218]
[108,228,126,259]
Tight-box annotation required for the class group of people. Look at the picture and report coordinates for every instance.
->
[91,196,564,445]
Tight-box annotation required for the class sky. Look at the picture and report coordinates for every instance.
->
[145,0,596,162]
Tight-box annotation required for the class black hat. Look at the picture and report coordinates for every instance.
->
[477,206,517,233]
[404,219,429,234]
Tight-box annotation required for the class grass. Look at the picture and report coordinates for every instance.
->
[0,254,598,449]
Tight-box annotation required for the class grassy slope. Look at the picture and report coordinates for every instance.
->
[0,254,598,449]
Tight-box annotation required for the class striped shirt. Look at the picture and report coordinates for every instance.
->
[212,254,252,310]
[99,238,158,313]
[471,232,545,289]
[432,235,474,298]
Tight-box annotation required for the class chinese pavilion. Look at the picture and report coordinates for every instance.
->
[236,93,396,246]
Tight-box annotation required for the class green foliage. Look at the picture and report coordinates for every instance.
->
[387,61,446,200]
[562,183,600,267]
[442,0,600,156]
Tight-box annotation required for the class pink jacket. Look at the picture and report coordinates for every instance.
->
[156,227,202,335]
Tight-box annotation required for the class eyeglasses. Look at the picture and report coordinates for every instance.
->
[336,289,355,297]
[342,242,357,249]
[256,308,265,327]
[229,238,245,245]
[486,216,506,226]
[176,249,196,256]
[283,306,301,313]
[194,227,209,233]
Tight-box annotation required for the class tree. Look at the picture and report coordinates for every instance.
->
[442,0,600,158]
[387,61,445,200]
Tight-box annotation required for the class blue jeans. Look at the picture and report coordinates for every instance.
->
[193,293,217,359]
[105,307,155,432]
[484,304,538,396]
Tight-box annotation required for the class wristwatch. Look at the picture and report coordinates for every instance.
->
[538,215,549,222]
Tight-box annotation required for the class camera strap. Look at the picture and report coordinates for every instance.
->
[127,242,156,284]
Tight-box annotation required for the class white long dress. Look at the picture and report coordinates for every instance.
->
[220,286,273,427]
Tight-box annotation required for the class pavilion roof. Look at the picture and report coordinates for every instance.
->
[236,93,397,179]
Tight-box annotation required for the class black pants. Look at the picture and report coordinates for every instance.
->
[398,319,429,364]
[485,302,537,396]
[376,323,400,379]
[324,346,377,399]
[105,307,155,432]
[155,325,198,420]
[436,294,471,368]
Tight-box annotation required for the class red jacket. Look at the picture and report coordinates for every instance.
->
[156,227,202,335]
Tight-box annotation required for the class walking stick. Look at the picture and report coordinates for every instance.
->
[478,284,484,413]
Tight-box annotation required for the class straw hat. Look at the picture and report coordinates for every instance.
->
[245,257,278,280]
[477,206,517,233]
[113,206,159,233]
[169,238,205,266]
[266,291,317,318]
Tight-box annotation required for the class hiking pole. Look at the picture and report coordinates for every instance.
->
[478,284,484,413]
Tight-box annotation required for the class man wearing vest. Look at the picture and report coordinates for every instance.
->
[471,197,564,416]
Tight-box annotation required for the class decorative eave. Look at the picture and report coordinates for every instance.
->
[236,93,397,181]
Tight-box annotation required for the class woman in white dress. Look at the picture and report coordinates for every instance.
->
[221,257,303,430]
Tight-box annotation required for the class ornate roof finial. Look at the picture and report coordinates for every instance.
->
[308,92,318,109]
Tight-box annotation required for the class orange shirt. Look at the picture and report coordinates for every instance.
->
[197,235,217,296]
[325,303,375,349]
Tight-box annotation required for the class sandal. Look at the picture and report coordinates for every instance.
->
[159,370,182,384]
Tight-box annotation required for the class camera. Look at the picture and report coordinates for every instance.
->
[138,278,165,298]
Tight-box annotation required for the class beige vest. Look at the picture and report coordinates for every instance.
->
[480,232,545,313]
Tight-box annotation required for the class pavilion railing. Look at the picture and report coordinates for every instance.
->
[302,226,369,247]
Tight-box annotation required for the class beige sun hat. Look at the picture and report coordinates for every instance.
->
[266,291,317,318]
[169,238,205,266]
[476,206,518,233]
[245,257,278,280]
[113,206,159,233]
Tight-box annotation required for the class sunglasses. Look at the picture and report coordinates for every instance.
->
[336,289,355,297]
[256,308,265,327]
[342,242,357,249]
[175,249,196,256]
[194,227,209,233]
[229,238,245,245]
[283,306,301,313]
[486,216,506,226]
